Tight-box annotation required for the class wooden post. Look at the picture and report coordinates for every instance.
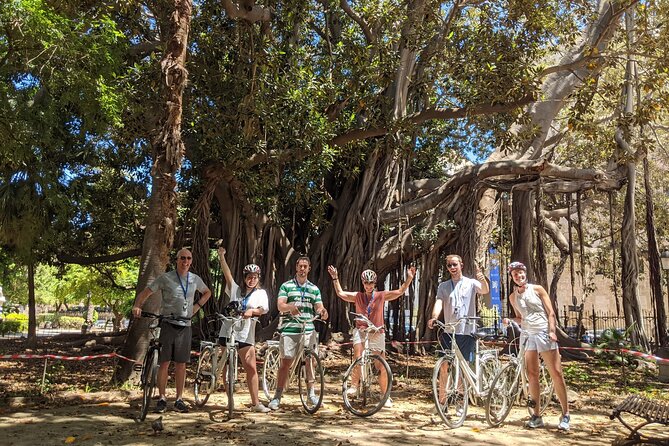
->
[40,357,48,393]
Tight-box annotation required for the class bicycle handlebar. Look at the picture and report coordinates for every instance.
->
[140,311,191,322]
[349,312,384,333]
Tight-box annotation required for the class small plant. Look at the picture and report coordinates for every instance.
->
[595,326,639,369]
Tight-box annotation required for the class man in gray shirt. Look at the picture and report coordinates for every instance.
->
[132,248,211,412]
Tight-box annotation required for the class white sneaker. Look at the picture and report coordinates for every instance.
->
[268,398,280,410]
[557,414,570,431]
[345,386,358,397]
[252,403,271,413]
[383,397,393,408]
[309,394,320,406]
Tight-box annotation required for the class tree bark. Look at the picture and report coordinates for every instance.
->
[26,259,37,349]
[113,0,193,384]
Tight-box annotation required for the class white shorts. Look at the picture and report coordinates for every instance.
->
[279,332,318,359]
[521,331,558,353]
[352,328,385,352]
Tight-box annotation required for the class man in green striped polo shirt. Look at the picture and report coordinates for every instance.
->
[268,256,328,410]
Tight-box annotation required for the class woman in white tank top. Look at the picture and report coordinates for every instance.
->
[506,261,571,431]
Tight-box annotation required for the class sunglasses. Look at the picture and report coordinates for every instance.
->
[447,263,459,268]
[179,256,192,260]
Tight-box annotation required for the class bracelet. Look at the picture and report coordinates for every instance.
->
[333,277,339,281]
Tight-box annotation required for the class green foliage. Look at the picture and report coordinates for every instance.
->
[1,313,28,332]
[57,316,86,329]
[595,326,640,369]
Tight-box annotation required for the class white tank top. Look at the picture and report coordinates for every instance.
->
[515,284,548,334]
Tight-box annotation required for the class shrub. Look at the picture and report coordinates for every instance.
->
[3,313,28,332]
[0,319,21,335]
[58,316,86,329]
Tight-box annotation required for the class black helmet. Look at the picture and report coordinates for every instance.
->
[222,301,242,317]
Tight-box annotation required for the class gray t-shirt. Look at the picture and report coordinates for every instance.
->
[148,270,208,326]
[436,276,482,335]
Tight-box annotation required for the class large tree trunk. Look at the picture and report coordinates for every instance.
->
[617,7,648,350]
[113,0,193,384]
[643,157,668,347]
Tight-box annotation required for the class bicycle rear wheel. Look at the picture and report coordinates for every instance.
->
[139,347,159,421]
[477,354,499,401]
[193,346,214,407]
[343,354,392,417]
[485,362,521,427]
[262,346,280,400]
[298,350,324,414]
[432,355,468,428]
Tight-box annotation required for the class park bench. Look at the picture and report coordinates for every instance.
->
[609,394,669,445]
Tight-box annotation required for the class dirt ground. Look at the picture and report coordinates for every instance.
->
[1,337,668,446]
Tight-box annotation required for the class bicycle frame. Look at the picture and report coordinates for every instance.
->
[434,318,499,398]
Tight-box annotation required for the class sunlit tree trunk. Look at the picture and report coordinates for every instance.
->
[113,0,193,384]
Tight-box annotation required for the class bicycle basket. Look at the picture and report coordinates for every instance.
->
[222,301,242,317]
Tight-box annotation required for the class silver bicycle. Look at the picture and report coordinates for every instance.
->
[432,317,500,428]
[194,314,256,417]
[261,314,324,414]
[484,321,554,427]
[342,312,392,417]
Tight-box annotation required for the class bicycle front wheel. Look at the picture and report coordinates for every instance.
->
[139,347,159,421]
[193,346,214,407]
[432,355,468,428]
[477,354,499,399]
[226,352,235,417]
[485,362,521,427]
[298,350,324,414]
[528,360,554,416]
[262,346,280,400]
[343,354,392,417]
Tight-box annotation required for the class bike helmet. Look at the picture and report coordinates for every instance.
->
[507,261,527,274]
[222,301,242,317]
[243,263,261,276]
[360,269,377,283]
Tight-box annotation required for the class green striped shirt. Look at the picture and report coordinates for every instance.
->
[277,278,322,334]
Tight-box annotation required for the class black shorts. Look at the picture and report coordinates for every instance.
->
[218,337,253,350]
[158,321,192,363]
[439,333,476,362]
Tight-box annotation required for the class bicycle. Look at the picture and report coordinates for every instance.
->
[342,312,392,417]
[261,314,325,414]
[484,320,554,427]
[193,313,255,417]
[135,311,190,421]
[431,317,500,428]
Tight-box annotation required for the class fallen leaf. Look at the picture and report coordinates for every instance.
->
[96,402,110,406]
[64,437,76,444]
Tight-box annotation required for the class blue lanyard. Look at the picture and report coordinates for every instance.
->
[293,278,307,304]
[176,271,189,300]
[241,288,255,311]
[366,291,376,317]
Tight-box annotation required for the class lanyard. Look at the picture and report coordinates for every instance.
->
[365,291,376,317]
[293,278,307,304]
[241,288,256,311]
[176,271,189,299]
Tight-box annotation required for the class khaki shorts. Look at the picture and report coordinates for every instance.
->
[158,321,192,363]
[279,332,318,359]
[352,328,385,352]
[521,331,558,353]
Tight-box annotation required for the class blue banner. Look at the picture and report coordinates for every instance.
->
[489,248,501,318]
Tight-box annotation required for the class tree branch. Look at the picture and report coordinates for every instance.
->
[339,0,374,44]
[56,249,142,265]
[330,94,535,146]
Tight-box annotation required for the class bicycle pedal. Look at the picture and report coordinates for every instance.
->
[133,364,143,372]
[527,398,536,408]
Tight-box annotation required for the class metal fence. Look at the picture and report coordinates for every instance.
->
[562,306,661,348]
